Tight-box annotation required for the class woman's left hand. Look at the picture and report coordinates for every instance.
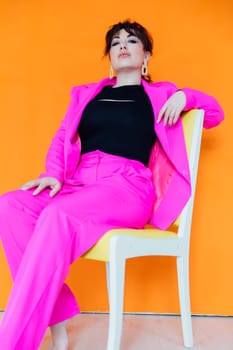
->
[157,90,186,126]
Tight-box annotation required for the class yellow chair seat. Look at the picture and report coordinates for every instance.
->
[82,227,177,262]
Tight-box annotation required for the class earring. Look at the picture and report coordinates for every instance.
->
[109,65,114,79]
[141,61,148,76]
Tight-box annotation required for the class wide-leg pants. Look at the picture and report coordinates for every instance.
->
[0,150,155,350]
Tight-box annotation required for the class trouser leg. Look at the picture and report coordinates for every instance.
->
[0,202,80,349]
[0,172,154,350]
[0,189,49,277]
[0,189,79,328]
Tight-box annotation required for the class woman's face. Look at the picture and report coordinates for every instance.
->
[109,29,148,74]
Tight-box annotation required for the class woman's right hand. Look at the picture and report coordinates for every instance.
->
[20,177,62,197]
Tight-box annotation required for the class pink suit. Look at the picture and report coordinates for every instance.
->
[0,78,224,349]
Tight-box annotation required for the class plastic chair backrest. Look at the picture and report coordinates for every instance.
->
[174,109,204,236]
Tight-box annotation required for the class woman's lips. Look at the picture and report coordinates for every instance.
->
[118,53,130,58]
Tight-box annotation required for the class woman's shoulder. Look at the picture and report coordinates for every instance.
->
[70,78,112,96]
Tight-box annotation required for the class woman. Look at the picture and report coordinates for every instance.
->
[0,20,224,350]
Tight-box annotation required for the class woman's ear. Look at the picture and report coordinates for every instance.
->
[144,52,151,63]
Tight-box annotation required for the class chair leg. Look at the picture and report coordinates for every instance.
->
[106,257,126,350]
[106,262,110,305]
[177,255,193,348]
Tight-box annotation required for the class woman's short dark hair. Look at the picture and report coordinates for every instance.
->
[104,20,153,56]
[104,20,153,82]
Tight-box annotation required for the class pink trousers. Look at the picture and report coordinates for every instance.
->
[0,150,155,350]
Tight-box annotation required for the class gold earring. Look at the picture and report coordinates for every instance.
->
[141,61,148,76]
[109,65,114,79]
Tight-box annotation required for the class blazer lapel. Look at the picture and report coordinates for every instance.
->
[64,78,115,178]
[67,77,114,143]
[142,80,190,181]
[142,80,171,156]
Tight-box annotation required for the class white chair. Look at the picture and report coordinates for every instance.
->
[82,109,204,349]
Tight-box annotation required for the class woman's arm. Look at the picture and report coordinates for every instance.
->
[21,119,66,196]
[156,83,224,128]
[181,87,224,129]
[21,87,81,196]
[39,86,81,184]
[41,117,66,184]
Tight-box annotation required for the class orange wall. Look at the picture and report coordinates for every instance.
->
[0,0,232,315]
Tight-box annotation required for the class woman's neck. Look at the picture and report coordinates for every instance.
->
[114,70,141,87]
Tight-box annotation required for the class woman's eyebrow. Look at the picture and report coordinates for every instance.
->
[112,33,137,40]
[112,35,120,40]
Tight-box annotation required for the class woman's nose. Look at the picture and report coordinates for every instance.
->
[120,41,127,50]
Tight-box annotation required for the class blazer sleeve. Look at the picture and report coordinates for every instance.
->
[181,87,224,129]
[39,87,78,184]
[41,118,66,184]
[153,81,224,129]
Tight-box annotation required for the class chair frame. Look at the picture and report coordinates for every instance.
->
[84,109,204,349]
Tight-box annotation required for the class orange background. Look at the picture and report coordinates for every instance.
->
[0,0,232,315]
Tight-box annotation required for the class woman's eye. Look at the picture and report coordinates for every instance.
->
[128,39,138,44]
[111,41,119,47]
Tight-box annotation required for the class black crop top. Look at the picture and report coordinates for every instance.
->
[78,85,157,166]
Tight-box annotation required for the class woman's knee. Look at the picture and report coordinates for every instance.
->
[0,189,50,220]
[0,190,21,215]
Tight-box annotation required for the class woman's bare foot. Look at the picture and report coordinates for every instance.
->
[49,320,69,350]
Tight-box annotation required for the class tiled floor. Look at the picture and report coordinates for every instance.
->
[1,312,233,349]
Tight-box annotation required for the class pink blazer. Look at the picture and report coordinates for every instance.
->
[42,78,224,229]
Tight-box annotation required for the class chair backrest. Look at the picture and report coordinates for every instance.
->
[174,109,204,240]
